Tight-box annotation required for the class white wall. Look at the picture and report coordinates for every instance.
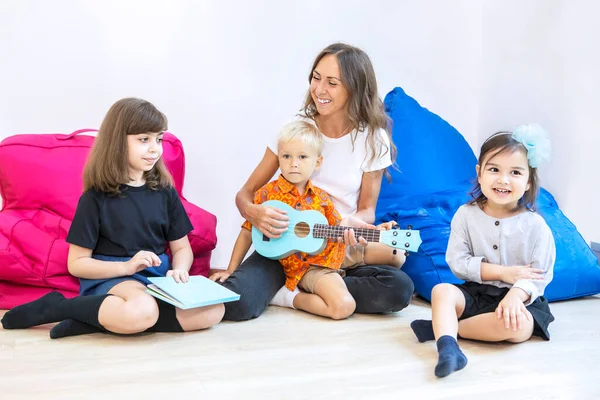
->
[0,0,483,268]
[1,1,595,268]
[479,0,599,243]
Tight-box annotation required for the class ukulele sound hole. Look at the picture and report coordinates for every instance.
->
[294,222,310,238]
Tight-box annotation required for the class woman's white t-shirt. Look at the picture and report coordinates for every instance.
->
[268,117,392,219]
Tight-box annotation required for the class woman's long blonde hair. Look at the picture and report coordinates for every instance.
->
[83,98,173,195]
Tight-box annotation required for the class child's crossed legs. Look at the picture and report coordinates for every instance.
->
[293,267,356,320]
[411,283,535,378]
[431,283,534,343]
[101,280,224,333]
[283,237,407,320]
[2,280,224,339]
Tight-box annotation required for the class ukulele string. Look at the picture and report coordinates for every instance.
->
[264,227,382,241]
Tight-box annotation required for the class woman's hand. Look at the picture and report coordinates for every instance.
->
[167,269,190,283]
[247,203,289,239]
[496,289,531,331]
[376,220,397,231]
[337,216,376,247]
[124,250,161,275]
[209,270,232,283]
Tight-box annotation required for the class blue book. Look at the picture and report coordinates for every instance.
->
[145,275,240,310]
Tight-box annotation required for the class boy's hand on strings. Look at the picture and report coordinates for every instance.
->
[376,220,398,231]
[501,264,544,284]
[496,290,531,332]
[252,204,289,239]
[338,216,375,247]
[167,269,189,283]
[124,251,161,275]
[209,270,231,283]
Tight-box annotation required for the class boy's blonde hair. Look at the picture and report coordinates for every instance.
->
[277,120,323,155]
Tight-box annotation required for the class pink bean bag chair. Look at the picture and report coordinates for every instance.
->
[0,129,217,309]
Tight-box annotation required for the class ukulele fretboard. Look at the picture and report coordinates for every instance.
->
[312,224,381,242]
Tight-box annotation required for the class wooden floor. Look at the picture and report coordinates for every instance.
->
[1,295,598,400]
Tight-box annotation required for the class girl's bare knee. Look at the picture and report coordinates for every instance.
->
[182,303,225,331]
[506,324,534,343]
[487,316,533,343]
[122,296,159,333]
[200,303,225,329]
[431,283,456,301]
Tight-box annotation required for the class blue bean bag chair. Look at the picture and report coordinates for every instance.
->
[376,87,600,302]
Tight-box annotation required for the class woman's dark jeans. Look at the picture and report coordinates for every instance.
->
[221,251,414,321]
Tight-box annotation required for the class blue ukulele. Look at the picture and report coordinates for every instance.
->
[252,200,422,260]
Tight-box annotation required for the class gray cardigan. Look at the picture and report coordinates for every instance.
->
[446,204,555,304]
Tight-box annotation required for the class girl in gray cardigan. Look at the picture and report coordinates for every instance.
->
[411,124,555,378]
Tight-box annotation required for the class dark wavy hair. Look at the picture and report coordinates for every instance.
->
[301,43,396,180]
[469,132,540,211]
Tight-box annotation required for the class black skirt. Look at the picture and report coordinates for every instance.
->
[455,281,555,340]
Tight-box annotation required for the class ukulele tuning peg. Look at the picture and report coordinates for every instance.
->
[407,225,413,230]
[404,251,409,257]
[393,249,397,255]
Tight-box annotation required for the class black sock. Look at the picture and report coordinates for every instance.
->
[410,319,435,342]
[145,301,184,333]
[50,319,104,339]
[2,292,65,329]
[1,291,110,330]
[434,335,468,378]
[52,301,185,338]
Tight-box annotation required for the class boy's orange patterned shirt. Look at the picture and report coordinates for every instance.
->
[243,175,346,290]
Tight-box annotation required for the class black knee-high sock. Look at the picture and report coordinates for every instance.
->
[410,319,436,342]
[1,291,110,330]
[51,298,183,338]
[435,335,468,378]
[145,301,183,333]
[50,319,104,339]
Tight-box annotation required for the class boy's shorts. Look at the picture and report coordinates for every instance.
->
[298,246,366,293]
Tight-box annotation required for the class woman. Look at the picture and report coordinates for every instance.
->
[220,43,414,320]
